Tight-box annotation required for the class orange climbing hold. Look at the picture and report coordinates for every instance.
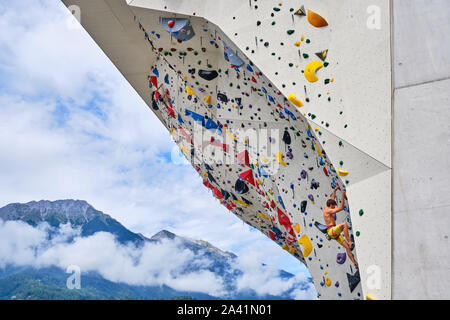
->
[307,10,329,28]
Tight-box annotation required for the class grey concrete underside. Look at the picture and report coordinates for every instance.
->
[392,0,450,299]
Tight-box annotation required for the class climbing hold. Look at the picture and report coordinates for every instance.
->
[304,60,323,83]
[217,93,229,103]
[203,95,212,105]
[287,30,295,35]
[366,294,377,300]
[240,169,256,186]
[276,152,287,167]
[235,178,249,195]
[338,168,349,177]
[359,209,364,216]
[168,20,175,29]
[316,49,329,61]
[314,222,327,234]
[236,150,250,166]
[186,85,195,96]
[307,10,329,28]
[325,278,332,287]
[283,131,292,145]
[198,70,219,81]
[336,253,347,264]
[288,93,304,108]
[294,6,307,16]
[293,224,300,233]
[298,234,313,257]
[346,271,361,293]
[301,201,308,213]
[294,41,301,47]
[258,211,270,220]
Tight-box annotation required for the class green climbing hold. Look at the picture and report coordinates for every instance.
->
[359,209,364,216]
[287,30,295,35]
[340,161,344,166]
[273,7,281,12]
[356,231,361,237]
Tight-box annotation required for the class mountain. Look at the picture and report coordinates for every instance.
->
[0,266,213,300]
[0,200,147,244]
[0,200,311,300]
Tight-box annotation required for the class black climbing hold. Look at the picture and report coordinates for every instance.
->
[316,50,329,61]
[198,69,218,81]
[301,200,307,213]
[235,178,249,194]
[217,93,229,103]
[314,221,327,234]
[294,5,307,16]
[347,271,361,293]
[282,131,292,145]
[221,189,231,201]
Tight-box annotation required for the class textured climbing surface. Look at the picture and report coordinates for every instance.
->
[62,0,393,300]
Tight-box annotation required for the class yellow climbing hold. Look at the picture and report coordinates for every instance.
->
[171,128,177,140]
[366,294,377,300]
[307,10,329,28]
[338,168,349,177]
[259,211,270,220]
[288,93,304,108]
[260,154,270,163]
[325,278,332,287]
[276,152,287,167]
[289,247,296,254]
[203,95,211,105]
[304,60,323,83]
[180,144,190,156]
[298,234,313,257]
[294,41,301,47]
[293,224,300,233]
[315,142,323,157]
[224,127,238,142]
[186,85,195,96]
[282,244,289,250]
[235,200,249,207]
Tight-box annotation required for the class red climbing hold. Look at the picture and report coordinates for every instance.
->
[236,150,250,166]
[277,207,295,237]
[251,76,257,83]
[268,230,277,241]
[270,200,276,209]
[150,76,158,88]
[240,169,256,186]
[323,167,329,177]
[168,20,175,28]
[213,187,223,200]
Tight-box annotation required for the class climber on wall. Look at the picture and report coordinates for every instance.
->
[323,186,358,268]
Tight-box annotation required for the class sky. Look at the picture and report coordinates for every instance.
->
[0,0,314,297]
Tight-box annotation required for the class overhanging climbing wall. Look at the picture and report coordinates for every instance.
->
[62,0,392,300]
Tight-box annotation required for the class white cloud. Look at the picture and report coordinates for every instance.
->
[0,0,314,297]
[0,220,316,298]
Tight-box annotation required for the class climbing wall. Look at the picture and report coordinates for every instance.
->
[62,0,392,300]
